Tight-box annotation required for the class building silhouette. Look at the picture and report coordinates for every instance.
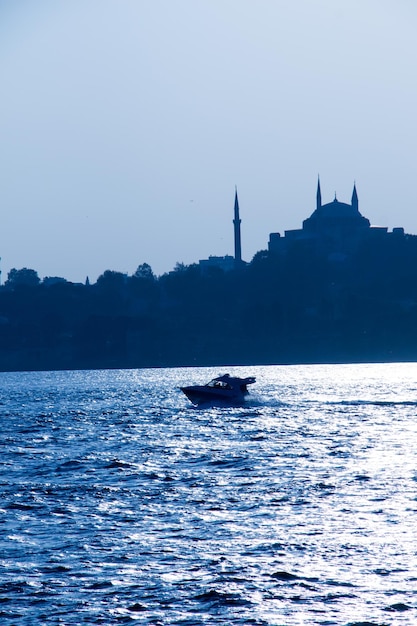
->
[199,187,245,272]
[233,187,243,267]
[268,178,404,258]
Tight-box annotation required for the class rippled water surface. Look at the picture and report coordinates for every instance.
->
[1,363,417,625]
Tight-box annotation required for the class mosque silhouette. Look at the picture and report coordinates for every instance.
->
[200,179,406,271]
[269,178,404,258]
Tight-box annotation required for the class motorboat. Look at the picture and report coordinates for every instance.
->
[180,373,256,405]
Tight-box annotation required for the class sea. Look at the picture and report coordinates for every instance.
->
[1,363,417,626]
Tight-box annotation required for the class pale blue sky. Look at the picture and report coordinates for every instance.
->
[1,0,417,282]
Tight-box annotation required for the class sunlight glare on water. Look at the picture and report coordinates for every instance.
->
[1,363,417,624]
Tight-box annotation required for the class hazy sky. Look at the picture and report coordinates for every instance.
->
[1,0,417,283]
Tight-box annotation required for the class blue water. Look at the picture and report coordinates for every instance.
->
[1,363,417,625]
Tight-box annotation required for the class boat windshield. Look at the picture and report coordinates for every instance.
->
[206,378,233,390]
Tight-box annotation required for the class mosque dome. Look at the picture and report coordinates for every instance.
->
[320,198,359,217]
[303,185,370,233]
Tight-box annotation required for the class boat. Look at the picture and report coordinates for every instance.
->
[180,373,256,405]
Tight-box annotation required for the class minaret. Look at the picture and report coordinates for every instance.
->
[316,176,322,211]
[351,182,359,211]
[233,187,242,266]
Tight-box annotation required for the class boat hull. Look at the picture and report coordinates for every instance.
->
[180,385,249,406]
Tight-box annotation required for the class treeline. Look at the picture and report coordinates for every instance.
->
[2,235,417,372]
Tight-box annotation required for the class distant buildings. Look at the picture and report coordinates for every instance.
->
[198,254,236,272]
[269,179,404,259]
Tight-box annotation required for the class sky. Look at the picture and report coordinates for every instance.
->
[1,0,417,283]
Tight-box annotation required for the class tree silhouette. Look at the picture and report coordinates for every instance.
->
[5,268,40,288]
